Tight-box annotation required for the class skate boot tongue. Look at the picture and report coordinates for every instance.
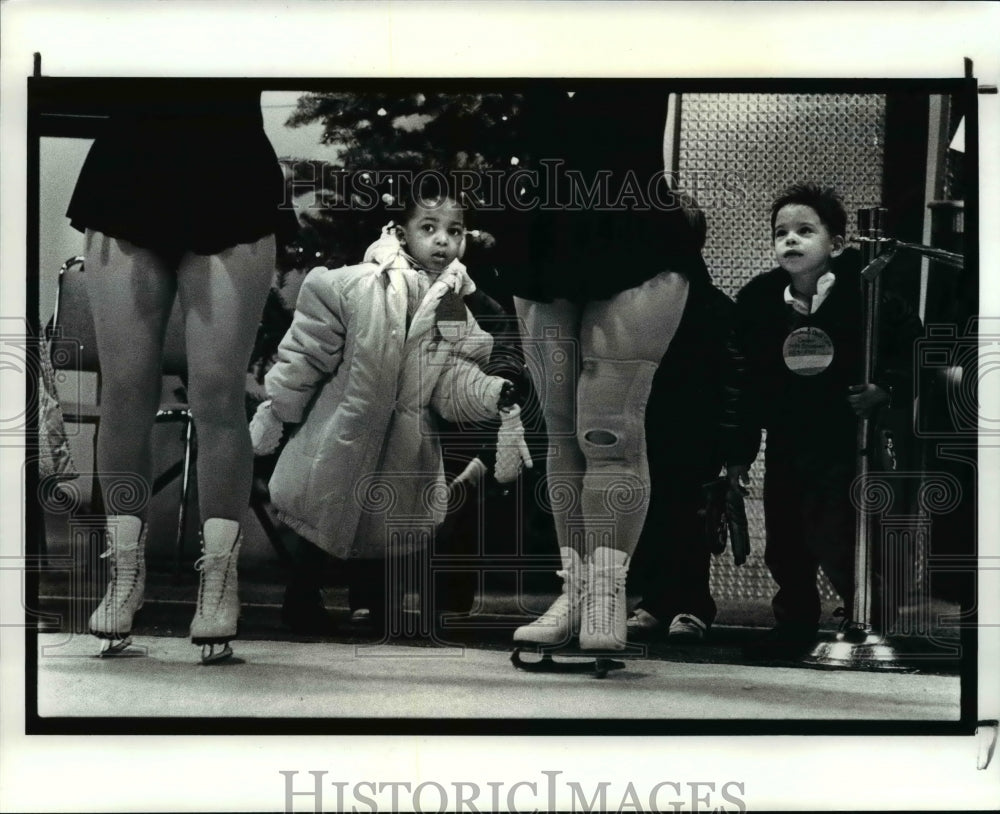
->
[579,547,629,651]
[107,515,143,549]
[201,518,240,555]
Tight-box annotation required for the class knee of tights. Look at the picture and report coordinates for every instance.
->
[575,357,656,467]
[576,410,645,468]
[99,382,163,416]
[187,387,247,425]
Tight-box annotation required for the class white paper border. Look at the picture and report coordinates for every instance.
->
[3,2,999,811]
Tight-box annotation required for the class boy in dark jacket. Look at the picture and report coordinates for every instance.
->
[726,183,921,658]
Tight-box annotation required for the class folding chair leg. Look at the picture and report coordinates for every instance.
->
[174,415,194,576]
[89,429,105,516]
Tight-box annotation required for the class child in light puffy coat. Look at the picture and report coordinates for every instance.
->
[250,190,529,634]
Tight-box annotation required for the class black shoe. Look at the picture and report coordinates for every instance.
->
[833,607,870,643]
[281,588,337,635]
[742,623,819,660]
[626,608,664,638]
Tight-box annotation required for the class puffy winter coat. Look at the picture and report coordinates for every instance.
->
[266,248,506,559]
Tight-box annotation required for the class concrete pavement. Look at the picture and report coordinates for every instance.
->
[35,632,960,721]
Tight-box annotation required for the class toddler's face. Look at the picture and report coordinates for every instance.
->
[398,198,465,272]
[773,204,844,278]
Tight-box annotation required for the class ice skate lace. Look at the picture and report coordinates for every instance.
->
[194,552,231,613]
[98,545,142,604]
[585,567,626,630]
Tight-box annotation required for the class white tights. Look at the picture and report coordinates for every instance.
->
[84,230,275,524]
[514,270,689,563]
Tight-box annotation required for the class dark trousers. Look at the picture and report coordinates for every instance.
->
[763,454,856,626]
[285,536,410,621]
[348,553,436,638]
[348,558,403,616]
[629,464,719,627]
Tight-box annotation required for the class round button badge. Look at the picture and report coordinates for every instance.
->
[782,326,834,376]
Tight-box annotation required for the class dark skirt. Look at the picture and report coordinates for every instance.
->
[67,90,298,256]
[485,85,709,303]
[492,204,710,303]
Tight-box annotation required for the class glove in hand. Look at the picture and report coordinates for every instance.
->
[249,400,284,456]
[725,483,751,566]
[495,404,532,483]
[700,476,751,565]
[700,477,729,556]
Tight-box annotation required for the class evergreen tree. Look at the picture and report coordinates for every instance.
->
[282,90,526,266]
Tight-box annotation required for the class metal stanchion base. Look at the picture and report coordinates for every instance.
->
[803,629,913,672]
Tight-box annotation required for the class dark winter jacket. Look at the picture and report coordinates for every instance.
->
[724,250,922,469]
[646,280,736,482]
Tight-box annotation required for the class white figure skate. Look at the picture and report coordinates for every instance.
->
[190,518,242,664]
[511,547,627,678]
[579,546,630,651]
[88,515,146,656]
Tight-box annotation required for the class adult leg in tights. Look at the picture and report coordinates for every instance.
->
[512,270,689,650]
[86,231,275,659]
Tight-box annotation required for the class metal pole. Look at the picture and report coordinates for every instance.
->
[807,208,965,670]
[805,206,908,670]
[852,206,886,632]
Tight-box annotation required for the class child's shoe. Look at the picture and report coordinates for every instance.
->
[626,607,662,637]
[667,613,708,642]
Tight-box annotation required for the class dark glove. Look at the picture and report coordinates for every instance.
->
[725,482,751,566]
[700,476,751,565]
[700,477,729,556]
